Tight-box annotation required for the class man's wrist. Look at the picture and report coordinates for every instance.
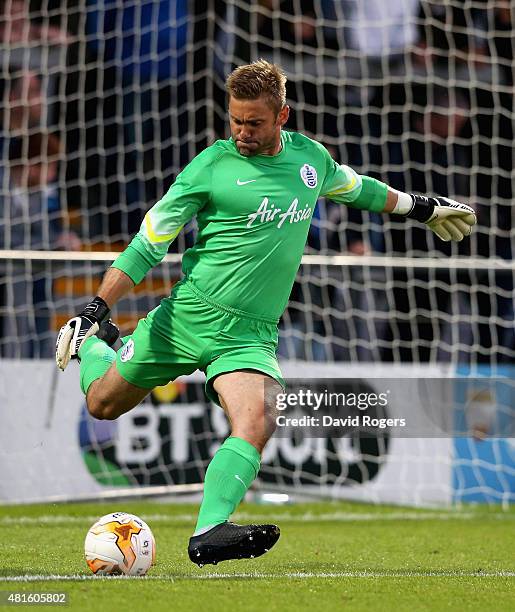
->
[80,296,110,324]
[392,192,437,223]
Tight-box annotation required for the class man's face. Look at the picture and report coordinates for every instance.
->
[229,95,289,157]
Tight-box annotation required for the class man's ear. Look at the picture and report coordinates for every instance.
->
[277,105,290,127]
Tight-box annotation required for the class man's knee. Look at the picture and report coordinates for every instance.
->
[86,380,124,420]
[262,400,279,438]
[232,399,278,451]
[86,395,121,421]
[84,369,149,420]
[214,372,282,449]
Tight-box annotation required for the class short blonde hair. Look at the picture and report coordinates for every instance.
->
[226,59,287,115]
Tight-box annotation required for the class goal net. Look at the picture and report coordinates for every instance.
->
[0,1,513,506]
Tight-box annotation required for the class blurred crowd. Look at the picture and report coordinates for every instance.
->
[0,0,513,362]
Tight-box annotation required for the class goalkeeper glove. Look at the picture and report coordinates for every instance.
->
[55,297,110,370]
[405,195,476,241]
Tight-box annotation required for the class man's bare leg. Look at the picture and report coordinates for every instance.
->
[86,363,150,420]
[79,334,150,421]
[188,370,282,566]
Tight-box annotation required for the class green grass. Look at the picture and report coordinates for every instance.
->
[0,501,513,611]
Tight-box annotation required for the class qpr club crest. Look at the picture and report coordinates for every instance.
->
[300,164,317,189]
[120,338,135,362]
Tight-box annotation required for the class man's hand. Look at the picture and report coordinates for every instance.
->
[425,197,477,242]
[55,297,110,370]
[406,195,477,242]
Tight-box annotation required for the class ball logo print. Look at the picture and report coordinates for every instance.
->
[84,512,156,576]
[300,164,317,188]
[120,339,135,363]
[88,521,141,572]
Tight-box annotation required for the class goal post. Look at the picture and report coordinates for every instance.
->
[0,1,513,505]
[1,252,513,507]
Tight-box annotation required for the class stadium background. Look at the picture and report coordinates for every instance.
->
[0,1,513,507]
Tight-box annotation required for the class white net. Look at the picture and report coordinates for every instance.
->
[0,1,513,505]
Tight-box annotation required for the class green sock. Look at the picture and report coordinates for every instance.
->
[79,336,116,395]
[194,436,261,533]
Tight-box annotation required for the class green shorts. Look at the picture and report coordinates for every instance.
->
[115,279,284,404]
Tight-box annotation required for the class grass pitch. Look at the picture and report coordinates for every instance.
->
[0,501,513,611]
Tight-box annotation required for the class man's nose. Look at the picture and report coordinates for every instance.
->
[239,125,252,140]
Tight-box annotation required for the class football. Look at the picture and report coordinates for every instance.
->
[84,512,156,576]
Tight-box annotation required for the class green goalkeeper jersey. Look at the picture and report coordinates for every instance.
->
[112,131,385,321]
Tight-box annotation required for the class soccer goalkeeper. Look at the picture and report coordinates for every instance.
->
[56,60,476,566]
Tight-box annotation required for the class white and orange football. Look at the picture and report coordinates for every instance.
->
[84,512,156,576]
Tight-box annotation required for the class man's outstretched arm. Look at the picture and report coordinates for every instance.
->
[55,225,188,371]
[55,221,184,371]
[55,268,135,371]
[96,267,136,307]
[321,162,476,242]
[55,144,217,370]
[378,183,476,242]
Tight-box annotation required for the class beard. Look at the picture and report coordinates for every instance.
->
[235,133,280,157]
[235,139,260,156]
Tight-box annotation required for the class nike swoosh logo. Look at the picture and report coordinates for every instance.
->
[237,179,257,185]
[234,475,246,486]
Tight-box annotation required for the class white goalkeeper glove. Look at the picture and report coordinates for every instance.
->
[55,297,110,370]
[406,195,476,242]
